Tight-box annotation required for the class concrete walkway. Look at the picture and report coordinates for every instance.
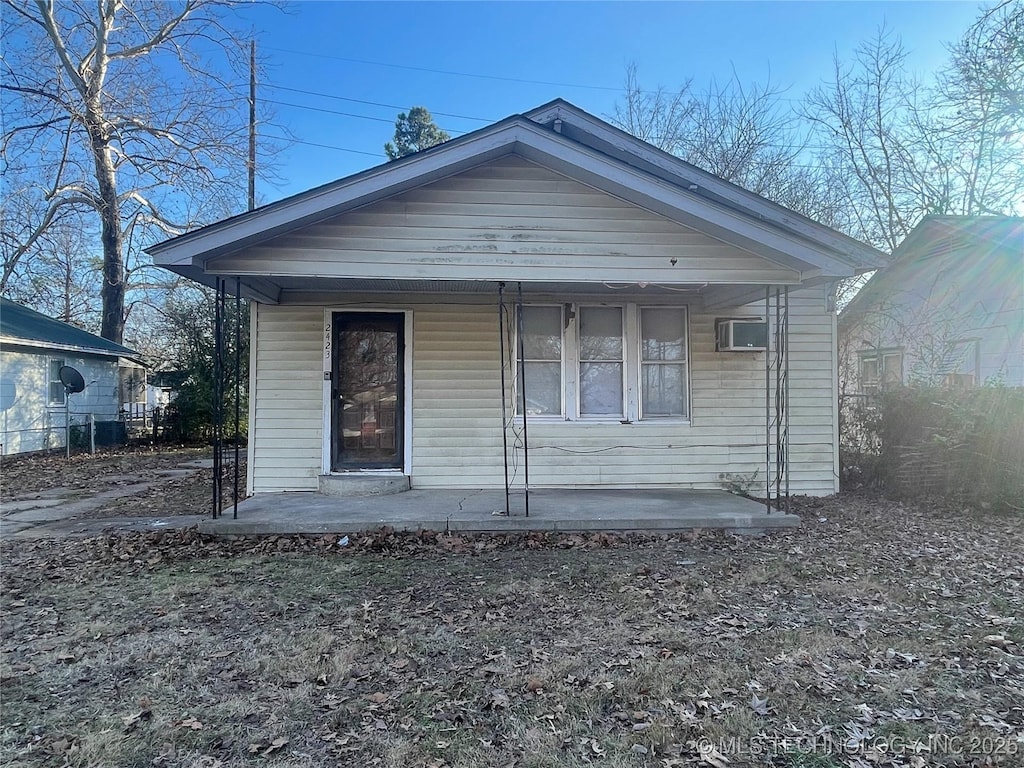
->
[0,459,212,539]
[199,488,799,535]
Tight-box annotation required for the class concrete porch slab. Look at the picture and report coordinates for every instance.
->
[198,489,799,535]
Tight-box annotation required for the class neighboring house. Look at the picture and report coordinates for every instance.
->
[150,99,883,498]
[0,297,144,455]
[839,215,1024,395]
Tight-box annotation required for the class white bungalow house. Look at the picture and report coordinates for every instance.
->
[0,297,145,455]
[150,100,884,500]
[840,215,1024,394]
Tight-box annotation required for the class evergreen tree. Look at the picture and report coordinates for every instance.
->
[385,107,451,160]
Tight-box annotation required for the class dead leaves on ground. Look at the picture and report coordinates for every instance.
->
[2,492,1022,766]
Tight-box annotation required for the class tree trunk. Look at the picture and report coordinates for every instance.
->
[62,257,72,323]
[89,124,125,344]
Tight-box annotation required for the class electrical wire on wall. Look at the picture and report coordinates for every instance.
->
[496,282,530,516]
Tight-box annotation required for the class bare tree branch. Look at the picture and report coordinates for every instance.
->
[3,0,284,344]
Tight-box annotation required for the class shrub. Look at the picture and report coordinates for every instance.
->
[841,385,1024,511]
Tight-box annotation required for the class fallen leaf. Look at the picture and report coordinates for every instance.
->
[750,694,769,715]
[261,736,289,757]
[485,687,510,709]
[122,708,152,730]
[983,634,1014,649]
[697,740,730,767]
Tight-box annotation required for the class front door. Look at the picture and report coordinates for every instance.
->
[331,313,404,470]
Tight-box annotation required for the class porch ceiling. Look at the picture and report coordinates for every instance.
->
[211,275,811,310]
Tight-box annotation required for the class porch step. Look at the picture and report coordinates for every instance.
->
[318,474,410,497]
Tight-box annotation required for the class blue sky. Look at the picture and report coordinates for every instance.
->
[241,1,983,202]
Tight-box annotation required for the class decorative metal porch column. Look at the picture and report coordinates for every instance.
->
[763,287,790,513]
[211,277,243,519]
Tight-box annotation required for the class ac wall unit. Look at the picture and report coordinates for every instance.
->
[716,318,768,352]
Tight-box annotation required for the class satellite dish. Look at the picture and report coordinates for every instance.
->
[59,365,86,395]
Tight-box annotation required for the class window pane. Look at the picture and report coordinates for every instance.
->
[881,354,902,384]
[579,307,622,361]
[580,362,623,415]
[520,306,561,360]
[861,358,879,382]
[642,364,687,417]
[48,360,65,404]
[642,308,686,361]
[519,362,561,415]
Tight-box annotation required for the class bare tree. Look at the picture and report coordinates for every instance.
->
[801,30,927,251]
[960,0,1024,124]
[1,0,275,343]
[610,65,836,223]
[1,214,102,329]
[935,2,1024,214]
[611,63,696,155]
[804,16,1023,251]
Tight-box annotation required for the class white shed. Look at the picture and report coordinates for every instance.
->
[150,100,884,500]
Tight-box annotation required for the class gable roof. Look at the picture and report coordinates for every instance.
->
[524,100,882,272]
[0,297,141,362]
[149,99,885,298]
[841,215,1024,321]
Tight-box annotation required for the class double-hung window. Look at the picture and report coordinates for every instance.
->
[578,306,624,417]
[518,305,563,416]
[640,308,688,418]
[48,359,66,406]
[860,349,902,394]
[517,303,689,422]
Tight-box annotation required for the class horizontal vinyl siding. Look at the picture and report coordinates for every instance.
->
[408,290,838,495]
[411,305,506,487]
[251,304,323,492]
[247,293,838,496]
[218,156,798,285]
[780,291,839,495]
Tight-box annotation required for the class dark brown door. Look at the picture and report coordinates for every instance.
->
[331,313,404,470]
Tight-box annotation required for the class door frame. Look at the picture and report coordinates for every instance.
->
[322,308,413,475]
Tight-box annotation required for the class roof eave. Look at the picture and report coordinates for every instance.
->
[524,100,886,271]
[148,116,529,265]
[0,336,145,365]
[151,104,877,279]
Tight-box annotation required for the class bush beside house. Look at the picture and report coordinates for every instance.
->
[841,385,1024,511]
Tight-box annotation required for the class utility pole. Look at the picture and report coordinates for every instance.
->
[248,40,256,212]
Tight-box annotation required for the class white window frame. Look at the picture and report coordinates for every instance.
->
[859,348,903,394]
[575,304,626,420]
[638,306,690,420]
[516,302,690,424]
[515,304,565,419]
[48,358,66,406]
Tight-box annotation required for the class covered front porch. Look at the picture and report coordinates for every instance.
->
[198,488,799,535]
[149,100,885,517]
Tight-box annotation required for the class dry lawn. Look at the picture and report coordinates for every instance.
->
[0,446,243,520]
[1,495,1021,767]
